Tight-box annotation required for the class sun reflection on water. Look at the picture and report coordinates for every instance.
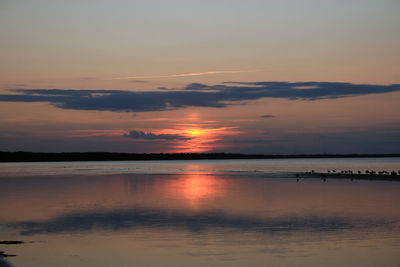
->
[165,172,226,209]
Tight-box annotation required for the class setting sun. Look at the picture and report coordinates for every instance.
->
[173,125,240,153]
[185,128,204,137]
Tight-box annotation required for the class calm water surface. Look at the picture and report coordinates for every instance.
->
[1,158,400,266]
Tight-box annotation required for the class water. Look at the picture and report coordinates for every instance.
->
[1,157,399,177]
[1,158,400,266]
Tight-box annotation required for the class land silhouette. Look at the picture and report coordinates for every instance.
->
[0,151,399,162]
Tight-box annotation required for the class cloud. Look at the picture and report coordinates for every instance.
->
[123,130,191,140]
[184,82,223,91]
[0,81,399,113]
[0,258,14,267]
[111,70,251,80]
[260,115,276,118]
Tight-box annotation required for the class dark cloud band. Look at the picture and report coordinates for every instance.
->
[0,81,399,112]
[124,130,191,140]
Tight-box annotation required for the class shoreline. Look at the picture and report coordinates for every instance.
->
[1,152,400,163]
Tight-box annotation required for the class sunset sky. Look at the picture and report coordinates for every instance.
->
[1,0,399,154]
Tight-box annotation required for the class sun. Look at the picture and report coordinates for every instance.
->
[185,128,205,137]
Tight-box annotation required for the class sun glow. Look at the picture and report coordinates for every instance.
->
[154,113,240,153]
[173,125,239,153]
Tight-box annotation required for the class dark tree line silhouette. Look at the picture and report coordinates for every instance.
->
[0,151,399,162]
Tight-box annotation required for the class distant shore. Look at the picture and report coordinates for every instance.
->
[1,151,399,163]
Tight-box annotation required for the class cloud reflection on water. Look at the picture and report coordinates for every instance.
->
[9,207,394,237]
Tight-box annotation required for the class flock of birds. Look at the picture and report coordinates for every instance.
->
[326,169,399,175]
[296,169,400,182]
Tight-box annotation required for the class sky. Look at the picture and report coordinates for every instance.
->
[0,0,399,154]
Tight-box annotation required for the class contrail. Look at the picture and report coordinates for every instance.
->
[111,70,254,80]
